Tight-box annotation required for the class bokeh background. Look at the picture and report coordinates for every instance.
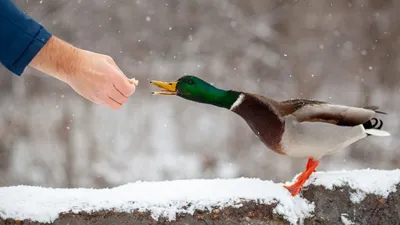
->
[0,0,399,188]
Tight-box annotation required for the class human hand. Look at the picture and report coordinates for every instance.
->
[29,36,138,110]
[65,49,138,110]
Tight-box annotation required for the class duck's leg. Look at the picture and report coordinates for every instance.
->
[284,158,319,196]
[305,158,313,170]
[293,158,317,182]
[296,158,315,181]
[305,158,317,172]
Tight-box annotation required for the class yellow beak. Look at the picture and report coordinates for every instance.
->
[150,80,178,95]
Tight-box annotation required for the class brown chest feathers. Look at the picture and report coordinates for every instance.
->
[231,93,285,154]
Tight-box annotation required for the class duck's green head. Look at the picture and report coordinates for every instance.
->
[150,75,241,109]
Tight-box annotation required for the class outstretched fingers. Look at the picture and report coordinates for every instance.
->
[62,49,138,110]
[104,96,122,110]
[110,85,128,104]
[114,78,136,97]
[107,59,136,98]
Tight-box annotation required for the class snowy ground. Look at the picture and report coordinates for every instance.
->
[1,169,400,225]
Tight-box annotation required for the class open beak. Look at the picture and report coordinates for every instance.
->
[150,80,178,95]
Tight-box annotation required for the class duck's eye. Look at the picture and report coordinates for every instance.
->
[187,79,194,85]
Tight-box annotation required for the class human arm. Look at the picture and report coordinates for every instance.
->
[29,36,137,110]
[0,0,137,109]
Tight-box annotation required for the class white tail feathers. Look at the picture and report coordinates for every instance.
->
[365,129,391,137]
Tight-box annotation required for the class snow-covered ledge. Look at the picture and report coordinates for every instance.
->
[1,169,400,225]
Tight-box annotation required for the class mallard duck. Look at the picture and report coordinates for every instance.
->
[150,75,391,196]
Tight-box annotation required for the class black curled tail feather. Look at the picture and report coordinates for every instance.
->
[363,118,383,129]
[363,118,384,136]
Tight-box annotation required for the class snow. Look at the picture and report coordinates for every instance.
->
[2,169,400,224]
[303,168,400,203]
[340,213,355,225]
[0,178,314,225]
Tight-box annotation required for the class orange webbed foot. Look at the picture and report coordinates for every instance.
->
[284,183,303,196]
[284,158,319,196]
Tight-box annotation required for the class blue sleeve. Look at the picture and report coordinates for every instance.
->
[0,0,52,76]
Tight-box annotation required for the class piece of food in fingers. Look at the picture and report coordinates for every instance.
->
[129,78,139,86]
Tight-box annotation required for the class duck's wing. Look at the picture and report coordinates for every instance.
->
[362,106,387,114]
[278,99,381,126]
